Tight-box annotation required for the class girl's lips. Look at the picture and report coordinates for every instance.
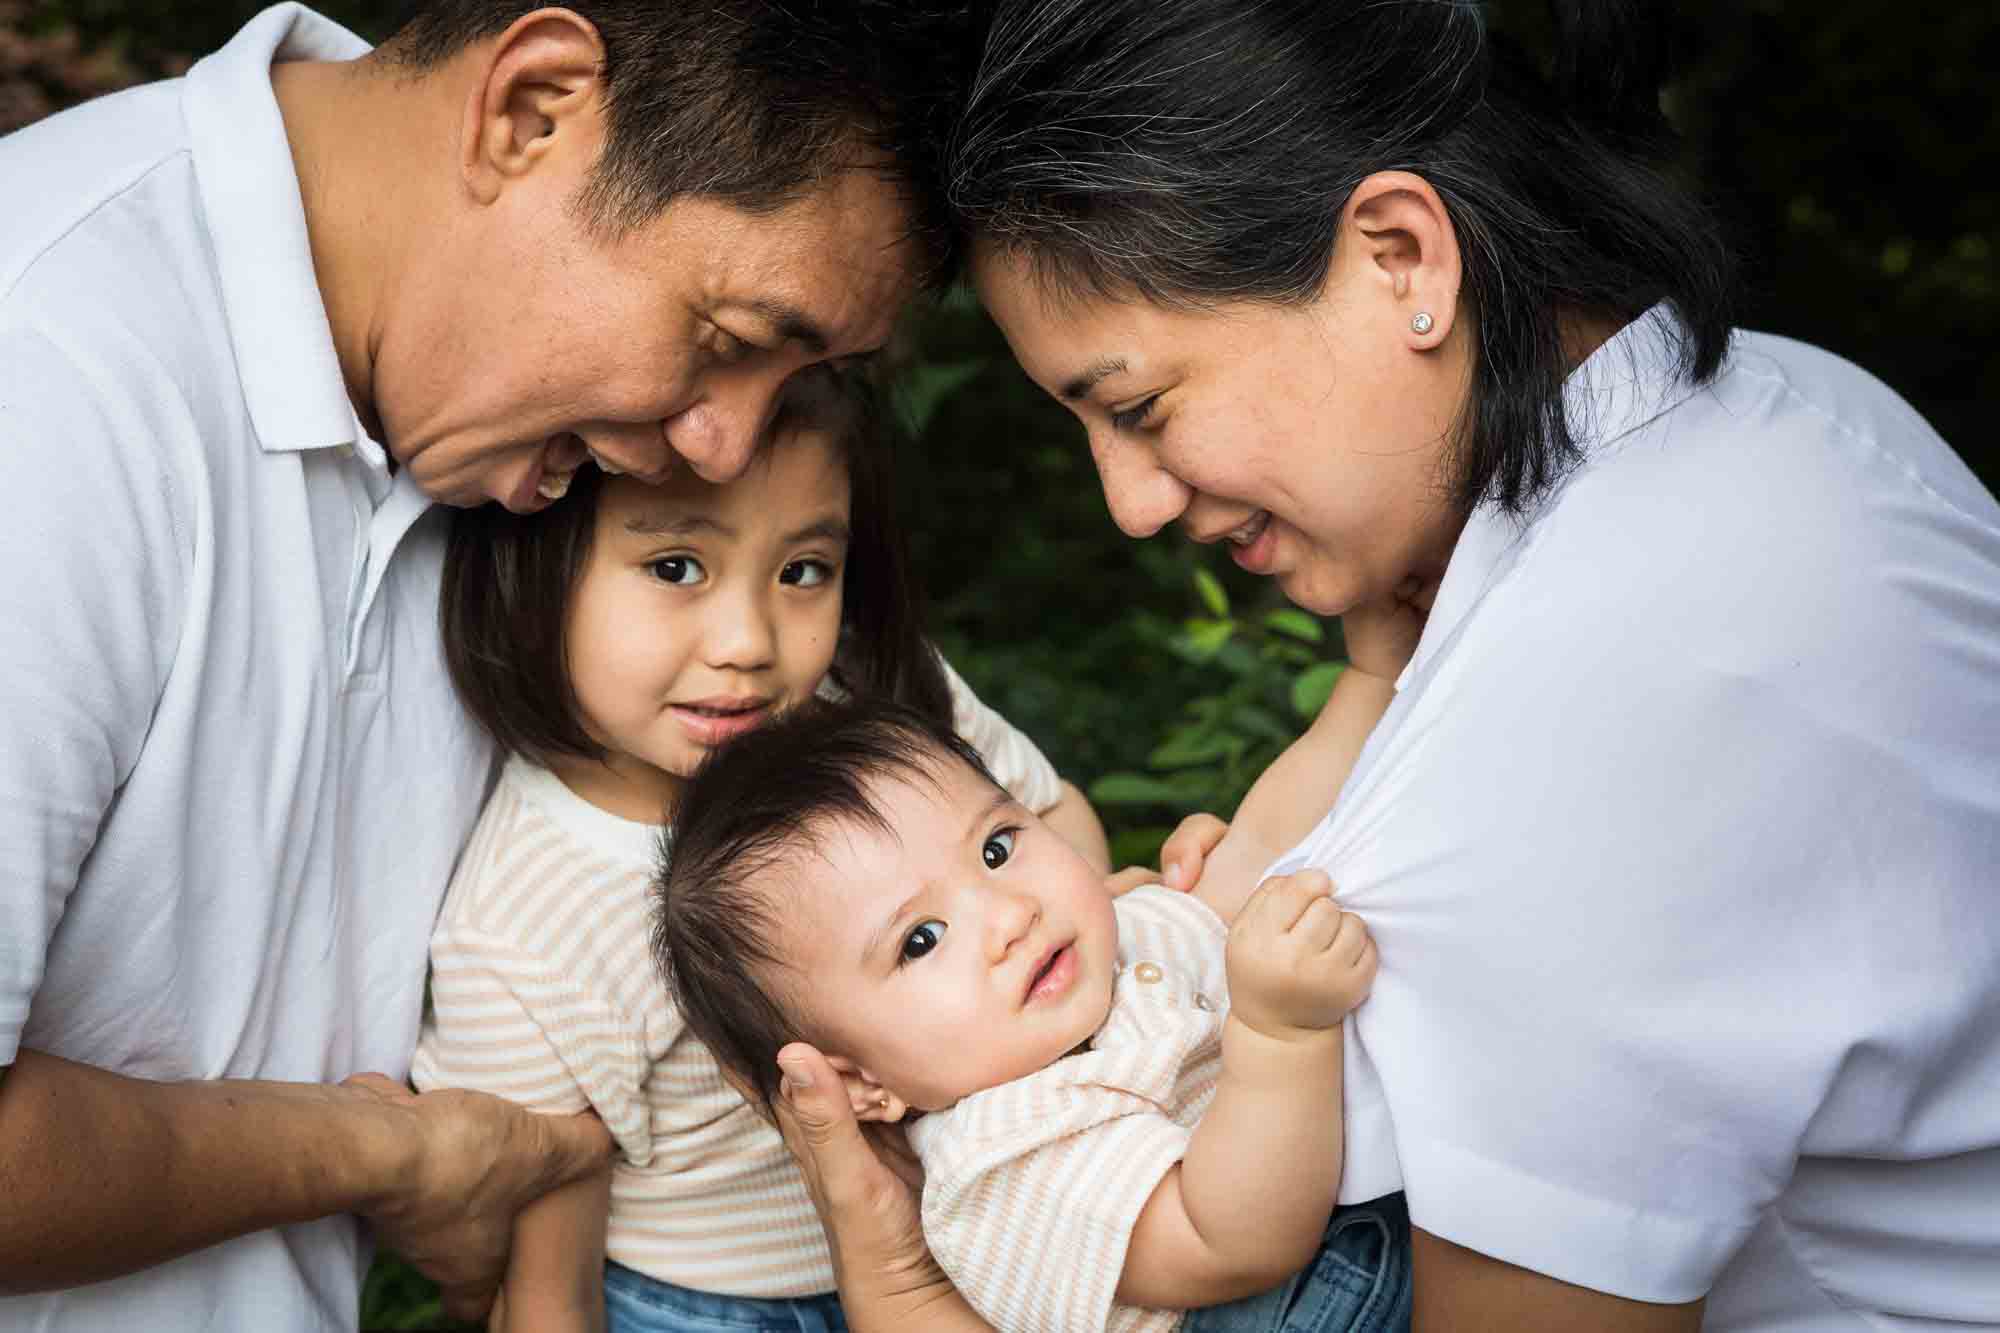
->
[1025,944,1078,1005]
[669,701,773,746]
[1229,513,1280,574]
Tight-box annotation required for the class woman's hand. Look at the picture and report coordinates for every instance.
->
[1104,812,1229,897]
[766,1045,990,1333]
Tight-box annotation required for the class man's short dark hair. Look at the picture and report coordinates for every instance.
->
[654,697,997,1109]
[385,0,988,273]
[439,372,952,772]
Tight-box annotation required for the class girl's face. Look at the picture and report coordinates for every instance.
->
[556,429,851,820]
[973,244,1470,618]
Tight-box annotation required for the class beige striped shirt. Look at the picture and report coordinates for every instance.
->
[908,887,1230,1333]
[412,665,1063,1298]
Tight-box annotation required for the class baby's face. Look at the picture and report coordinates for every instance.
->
[778,757,1118,1113]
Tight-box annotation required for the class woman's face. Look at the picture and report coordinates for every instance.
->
[974,245,1471,616]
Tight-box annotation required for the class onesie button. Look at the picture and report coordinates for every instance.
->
[1193,993,1215,1012]
[1134,962,1164,984]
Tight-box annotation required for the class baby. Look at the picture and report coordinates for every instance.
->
[657,640,1415,1332]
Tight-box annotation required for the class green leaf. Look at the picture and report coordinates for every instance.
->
[1193,567,1230,618]
[1175,618,1234,662]
[1089,771,1215,807]
[1263,608,1325,643]
[1148,726,1239,769]
[1290,661,1345,719]
[893,359,987,435]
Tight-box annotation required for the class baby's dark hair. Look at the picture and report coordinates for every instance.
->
[440,371,952,770]
[654,696,998,1109]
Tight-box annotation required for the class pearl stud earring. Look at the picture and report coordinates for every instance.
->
[1411,311,1435,336]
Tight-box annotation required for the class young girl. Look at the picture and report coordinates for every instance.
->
[657,612,1422,1333]
[411,371,1107,1333]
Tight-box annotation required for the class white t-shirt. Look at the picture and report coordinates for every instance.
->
[1269,307,2000,1327]
[0,6,490,1329]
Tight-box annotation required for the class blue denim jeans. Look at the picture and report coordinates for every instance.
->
[1184,1193,1411,1333]
[603,1262,848,1333]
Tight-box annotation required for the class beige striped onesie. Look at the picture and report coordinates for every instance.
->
[907,886,1230,1333]
[411,667,1063,1299]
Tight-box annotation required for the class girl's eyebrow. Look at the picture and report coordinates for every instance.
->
[624,512,731,539]
[1061,357,1127,402]
[785,516,851,545]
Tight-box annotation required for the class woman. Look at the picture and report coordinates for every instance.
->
[774,0,2000,1329]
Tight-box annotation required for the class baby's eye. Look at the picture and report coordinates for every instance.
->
[982,828,1017,870]
[648,555,706,586]
[900,921,946,963]
[780,558,834,588]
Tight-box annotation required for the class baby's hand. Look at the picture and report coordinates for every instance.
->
[1223,869,1377,1041]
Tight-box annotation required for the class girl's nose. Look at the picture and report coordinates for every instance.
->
[703,591,777,671]
[1090,432,1190,538]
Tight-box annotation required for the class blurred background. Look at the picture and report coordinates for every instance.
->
[6,1,1993,1326]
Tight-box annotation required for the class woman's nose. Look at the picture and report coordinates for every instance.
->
[1090,432,1190,538]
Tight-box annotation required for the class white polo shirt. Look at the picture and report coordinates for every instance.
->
[0,6,490,1329]
[1271,308,2000,1327]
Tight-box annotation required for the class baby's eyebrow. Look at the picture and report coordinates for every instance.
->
[862,888,924,969]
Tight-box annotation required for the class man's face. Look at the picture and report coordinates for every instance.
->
[375,168,920,511]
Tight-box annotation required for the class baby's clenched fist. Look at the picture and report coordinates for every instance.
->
[1223,869,1377,1041]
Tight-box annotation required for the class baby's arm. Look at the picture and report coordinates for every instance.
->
[1118,870,1375,1309]
[1195,598,1423,925]
[487,1166,612,1333]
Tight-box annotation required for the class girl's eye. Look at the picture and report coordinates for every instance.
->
[711,325,753,364]
[982,828,1017,870]
[648,555,706,586]
[1109,394,1161,432]
[780,558,835,588]
[899,921,946,963]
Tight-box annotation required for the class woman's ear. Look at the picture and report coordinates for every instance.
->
[825,1055,910,1124]
[1338,170,1463,351]
[460,8,607,206]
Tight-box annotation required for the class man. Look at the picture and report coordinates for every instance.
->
[0,2,969,1327]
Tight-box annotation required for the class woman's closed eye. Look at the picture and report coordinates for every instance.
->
[648,554,706,586]
[780,557,836,588]
[1109,394,1161,433]
[982,828,1017,870]
[899,920,946,965]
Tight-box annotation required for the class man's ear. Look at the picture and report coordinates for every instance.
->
[1337,170,1463,350]
[824,1055,910,1124]
[460,8,607,206]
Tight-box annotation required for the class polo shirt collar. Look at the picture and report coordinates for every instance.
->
[1404,303,1711,685]
[183,3,370,455]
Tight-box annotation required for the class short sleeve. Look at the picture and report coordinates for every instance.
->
[0,330,185,1064]
[915,1089,1188,1333]
[938,654,1065,814]
[413,919,654,1165]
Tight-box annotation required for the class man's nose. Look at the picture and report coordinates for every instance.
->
[664,371,791,484]
[1090,432,1189,538]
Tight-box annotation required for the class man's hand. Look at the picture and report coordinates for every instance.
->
[342,1074,613,1323]
[765,1044,993,1333]
[1224,870,1376,1040]
[1104,812,1229,897]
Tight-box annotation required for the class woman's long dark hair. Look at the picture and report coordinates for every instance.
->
[439,371,951,771]
[949,0,1735,514]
